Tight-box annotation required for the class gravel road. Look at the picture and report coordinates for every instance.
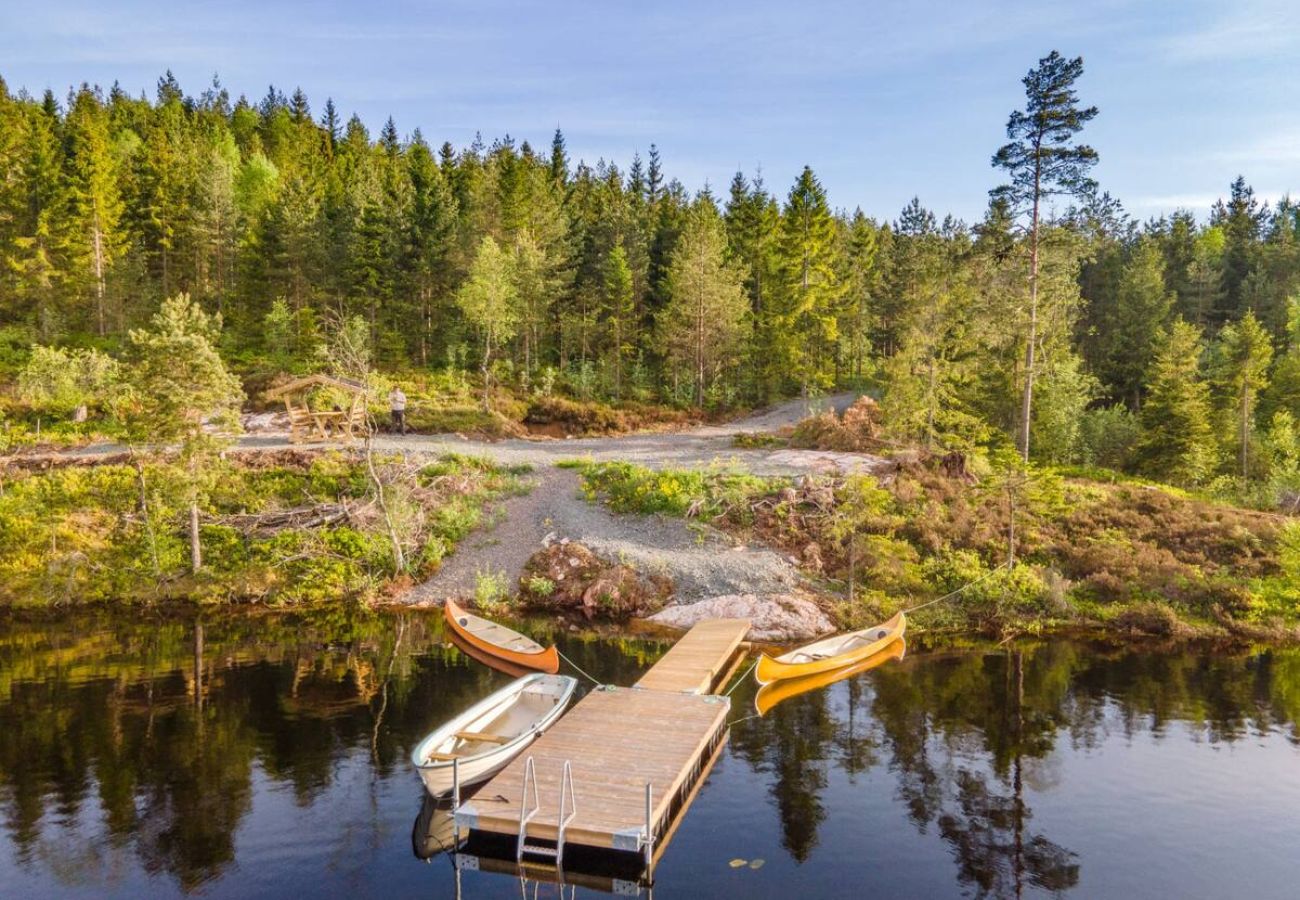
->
[30,393,884,605]
[393,394,879,605]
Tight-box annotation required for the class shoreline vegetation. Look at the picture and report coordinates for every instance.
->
[0,54,1298,641]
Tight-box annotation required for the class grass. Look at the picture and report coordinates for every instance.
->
[569,457,1300,640]
[0,451,528,607]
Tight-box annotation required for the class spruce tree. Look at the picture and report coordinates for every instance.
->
[1135,320,1215,484]
[1107,237,1173,408]
[659,199,748,406]
[991,50,1099,461]
[1212,176,1267,323]
[775,166,841,393]
[601,243,635,397]
[549,127,568,188]
[62,85,125,335]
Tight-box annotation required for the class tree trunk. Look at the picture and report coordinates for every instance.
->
[1241,388,1250,479]
[481,333,493,413]
[1020,156,1043,464]
[92,213,106,337]
[365,437,406,574]
[134,455,161,577]
[189,500,202,574]
[1020,207,1040,463]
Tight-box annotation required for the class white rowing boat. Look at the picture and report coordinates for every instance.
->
[410,673,577,798]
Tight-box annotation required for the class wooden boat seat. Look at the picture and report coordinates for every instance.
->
[455,731,509,744]
[425,752,462,762]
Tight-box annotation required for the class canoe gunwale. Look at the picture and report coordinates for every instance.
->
[754,612,906,685]
[444,599,561,673]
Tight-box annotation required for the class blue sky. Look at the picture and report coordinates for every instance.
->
[1,0,1296,224]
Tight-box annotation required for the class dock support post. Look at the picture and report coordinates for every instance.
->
[452,757,461,847]
[643,782,654,873]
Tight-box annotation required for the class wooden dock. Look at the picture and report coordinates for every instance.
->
[454,617,750,870]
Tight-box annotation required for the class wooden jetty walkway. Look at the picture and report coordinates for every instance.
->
[453,617,750,876]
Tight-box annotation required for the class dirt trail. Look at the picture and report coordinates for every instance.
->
[396,395,879,605]
[31,393,883,607]
[402,466,806,605]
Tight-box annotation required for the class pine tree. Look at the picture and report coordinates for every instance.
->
[289,88,310,125]
[405,131,457,365]
[549,127,568,189]
[659,200,748,406]
[1212,176,1267,323]
[1106,237,1172,408]
[9,94,69,337]
[771,166,840,394]
[1135,320,1215,484]
[320,98,340,155]
[62,85,125,335]
[991,50,1099,461]
[1261,294,1300,424]
[1214,310,1273,478]
[601,242,635,397]
[880,222,982,449]
[646,144,663,206]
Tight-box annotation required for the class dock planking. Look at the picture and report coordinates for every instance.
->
[455,617,750,861]
[633,618,751,694]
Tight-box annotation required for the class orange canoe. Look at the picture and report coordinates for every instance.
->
[444,599,560,674]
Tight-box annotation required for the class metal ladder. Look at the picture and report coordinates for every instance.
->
[516,756,578,867]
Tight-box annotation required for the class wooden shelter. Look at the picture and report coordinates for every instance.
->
[264,374,370,443]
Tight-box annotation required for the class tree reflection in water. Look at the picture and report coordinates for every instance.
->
[730,639,1300,895]
[0,612,1297,896]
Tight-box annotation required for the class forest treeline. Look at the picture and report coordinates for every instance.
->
[2,63,1300,495]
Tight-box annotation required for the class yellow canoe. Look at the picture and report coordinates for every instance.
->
[754,638,905,716]
[754,611,906,685]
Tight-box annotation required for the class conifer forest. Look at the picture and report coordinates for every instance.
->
[3,58,1300,497]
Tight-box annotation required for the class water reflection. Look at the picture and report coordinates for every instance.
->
[0,611,1297,898]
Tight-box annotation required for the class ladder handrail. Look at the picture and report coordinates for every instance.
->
[556,760,577,863]
[516,756,542,862]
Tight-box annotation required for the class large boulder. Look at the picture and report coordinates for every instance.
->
[646,593,835,641]
[519,540,670,621]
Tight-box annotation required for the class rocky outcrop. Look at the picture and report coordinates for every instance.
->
[519,539,670,621]
[646,592,835,641]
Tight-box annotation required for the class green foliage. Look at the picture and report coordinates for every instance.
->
[576,461,777,518]
[525,575,556,598]
[122,293,244,444]
[473,568,511,611]
[659,199,749,406]
[0,452,522,607]
[1135,320,1216,484]
[18,344,119,416]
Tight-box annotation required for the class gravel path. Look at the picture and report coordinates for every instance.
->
[30,393,882,607]
[394,395,876,605]
[401,466,805,606]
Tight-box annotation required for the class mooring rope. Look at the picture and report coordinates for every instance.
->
[556,647,604,687]
[722,658,758,696]
[901,561,1011,615]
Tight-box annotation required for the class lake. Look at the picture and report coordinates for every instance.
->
[1,609,1298,898]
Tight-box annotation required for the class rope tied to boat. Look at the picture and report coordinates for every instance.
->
[900,561,1012,615]
[722,659,758,696]
[556,647,605,687]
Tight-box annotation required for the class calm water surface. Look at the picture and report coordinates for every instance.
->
[1,610,1298,899]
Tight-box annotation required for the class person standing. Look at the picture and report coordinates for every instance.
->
[388,386,408,434]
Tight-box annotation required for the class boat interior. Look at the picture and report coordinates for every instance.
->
[424,679,570,762]
[457,610,544,653]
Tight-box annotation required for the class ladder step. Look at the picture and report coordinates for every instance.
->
[522,844,558,857]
